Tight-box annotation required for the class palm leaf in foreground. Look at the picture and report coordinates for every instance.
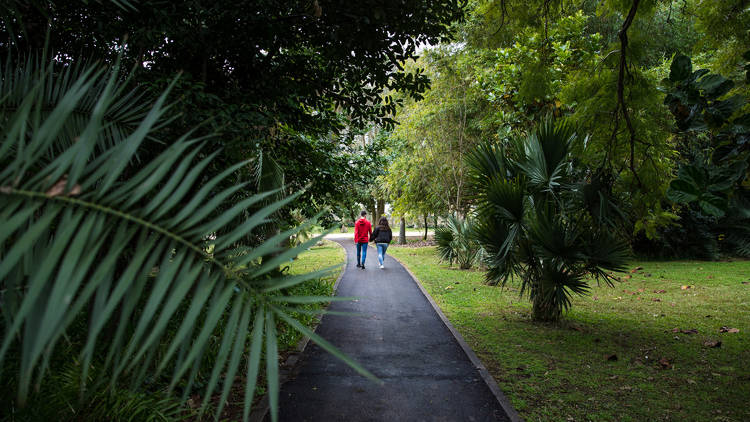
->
[0,59,370,421]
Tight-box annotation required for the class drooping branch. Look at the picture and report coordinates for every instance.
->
[615,0,643,188]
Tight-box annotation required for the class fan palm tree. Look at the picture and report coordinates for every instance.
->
[434,214,482,269]
[0,55,375,421]
[466,119,630,322]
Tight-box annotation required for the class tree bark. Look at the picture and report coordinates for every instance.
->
[399,217,406,245]
[366,198,376,225]
[376,198,385,224]
[616,0,643,188]
[423,213,428,240]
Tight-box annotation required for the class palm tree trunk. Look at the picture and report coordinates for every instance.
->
[531,290,560,322]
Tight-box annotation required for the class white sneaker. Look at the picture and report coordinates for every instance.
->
[380,264,384,269]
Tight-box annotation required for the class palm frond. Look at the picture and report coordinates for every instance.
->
[516,117,575,194]
[0,54,153,159]
[465,140,508,194]
[0,53,358,422]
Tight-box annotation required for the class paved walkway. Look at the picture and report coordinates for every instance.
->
[277,239,514,421]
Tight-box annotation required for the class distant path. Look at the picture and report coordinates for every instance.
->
[324,231,433,240]
[276,239,516,421]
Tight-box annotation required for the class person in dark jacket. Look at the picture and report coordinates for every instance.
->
[370,216,393,269]
[354,210,372,269]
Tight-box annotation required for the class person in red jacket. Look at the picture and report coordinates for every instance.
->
[354,210,372,269]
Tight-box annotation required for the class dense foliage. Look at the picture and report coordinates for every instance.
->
[384,0,750,259]
[2,0,465,225]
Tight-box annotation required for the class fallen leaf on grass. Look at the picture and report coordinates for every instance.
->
[623,275,631,280]
[681,285,693,290]
[703,340,722,348]
[672,328,698,334]
[637,288,645,293]
[658,357,673,369]
[654,289,667,293]
[687,379,696,384]
[630,266,643,273]
[719,327,740,333]
[444,286,454,290]
[592,295,599,300]
[652,298,661,302]
[742,281,749,285]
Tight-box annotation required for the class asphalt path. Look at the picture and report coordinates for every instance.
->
[276,239,513,421]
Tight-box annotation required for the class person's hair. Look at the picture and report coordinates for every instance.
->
[377,216,390,230]
[360,210,367,216]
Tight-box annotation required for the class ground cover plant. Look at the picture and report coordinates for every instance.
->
[389,246,750,422]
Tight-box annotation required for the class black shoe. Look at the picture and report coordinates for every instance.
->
[361,265,365,270]
[356,263,361,268]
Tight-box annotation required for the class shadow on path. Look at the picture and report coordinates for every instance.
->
[276,239,515,422]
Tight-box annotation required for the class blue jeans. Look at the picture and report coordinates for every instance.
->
[376,243,389,265]
[356,242,368,266]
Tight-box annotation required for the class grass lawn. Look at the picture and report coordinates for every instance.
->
[388,245,750,422]
[287,239,346,278]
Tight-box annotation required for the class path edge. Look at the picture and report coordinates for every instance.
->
[389,253,524,422]
[249,239,348,422]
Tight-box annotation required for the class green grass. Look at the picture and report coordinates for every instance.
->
[287,239,346,277]
[388,246,750,422]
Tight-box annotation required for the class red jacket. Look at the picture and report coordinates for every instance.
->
[354,218,372,243]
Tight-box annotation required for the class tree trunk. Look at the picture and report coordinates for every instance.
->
[376,198,385,224]
[399,217,406,245]
[366,198,376,225]
[423,213,428,240]
[531,285,561,322]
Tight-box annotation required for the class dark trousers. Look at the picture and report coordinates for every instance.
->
[356,242,368,265]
